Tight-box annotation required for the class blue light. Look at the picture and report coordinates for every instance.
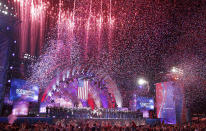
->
[149,99,153,103]
[150,105,154,109]
[33,86,39,91]
[139,85,143,88]
[14,40,17,43]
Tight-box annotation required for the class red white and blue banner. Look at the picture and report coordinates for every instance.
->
[156,82,176,124]
[78,80,89,100]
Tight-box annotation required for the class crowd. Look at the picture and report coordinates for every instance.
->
[46,107,142,119]
[0,119,206,131]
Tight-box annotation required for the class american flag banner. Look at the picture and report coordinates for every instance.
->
[78,79,89,100]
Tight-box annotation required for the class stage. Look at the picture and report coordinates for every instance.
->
[0,117,161,126]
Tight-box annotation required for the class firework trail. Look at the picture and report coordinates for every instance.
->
[9,0,125,109]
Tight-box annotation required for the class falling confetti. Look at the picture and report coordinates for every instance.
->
[5,0,206,109]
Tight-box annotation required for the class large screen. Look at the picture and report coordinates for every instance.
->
[12,101,28,116]
[39,102,47,113]
[10,79,39,102]
[136,97,154,110]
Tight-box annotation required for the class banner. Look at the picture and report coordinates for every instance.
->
[156,82,176,124]
[78,79,88,100]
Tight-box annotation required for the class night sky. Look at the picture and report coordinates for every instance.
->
[110,0,206,111]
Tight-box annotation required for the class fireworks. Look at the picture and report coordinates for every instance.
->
[8,0,206,109]
[9,0,124,108]
[11,0,115,57]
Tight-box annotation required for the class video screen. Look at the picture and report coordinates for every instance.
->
[142,110,149,118]
[12,101,28,116]
[10,79,39,102]
[136,97,154,110]
[39,103,47,113]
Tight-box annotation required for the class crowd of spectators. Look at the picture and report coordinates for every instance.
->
[0,119,206,131]
[46,107,142,119]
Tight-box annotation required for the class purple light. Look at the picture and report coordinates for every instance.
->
[100,93,108,108]
[6,26,10,30]
[12,53,15,56]
[8,80,11,83]
[139,85,143,88]
[10,66,13,70]
[14,41,17,43]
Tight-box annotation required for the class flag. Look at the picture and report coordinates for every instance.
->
[78,80,88,100]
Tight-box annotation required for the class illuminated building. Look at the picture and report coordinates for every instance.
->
[0,1,18,115]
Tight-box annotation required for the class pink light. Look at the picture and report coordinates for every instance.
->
[57,10,75,39]
[11,0,47,60]
[97,15,103,29]
[108,0,115,27]
[108,17,115,26]
[11,0,117,58]
[30,0,45,21]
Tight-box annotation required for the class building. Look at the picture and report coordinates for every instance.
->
[0,4,18,115]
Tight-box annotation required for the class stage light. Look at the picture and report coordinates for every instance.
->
[138,78,147,85]
[33,96,38,101]
[138,85,143,88]
[149,99,153,103]
[150,105,154,109]
[171,67,183,75]
[10,66,13,70]
[8,80,11,83]
[52,84,56,91]
[33,86,39,91]
[6,26,10,30]
[0,3,1,6]
[12,53,15,56]
[48,92,52,97]
[171,67,178,73]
